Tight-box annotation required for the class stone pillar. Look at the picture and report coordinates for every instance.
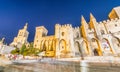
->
[108,38,116,55]
[87,41,93,56]
[55,39,60,58]
[97,40,104,56]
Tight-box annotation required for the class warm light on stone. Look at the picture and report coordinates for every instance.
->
[9,6,120,58]
[10,23,29,48]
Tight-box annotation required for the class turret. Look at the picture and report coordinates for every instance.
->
[55,24,61,38]
[35,26,48,37]
[33,26,48,48]
[0,37,5,45]
[10,23,29,48]
[1,37,5,43]
[24,22,28,30]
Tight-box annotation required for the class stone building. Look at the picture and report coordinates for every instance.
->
[0,38,15,55]
[109,6,120,19]
[33,6,120,58]
[10,23,29,48]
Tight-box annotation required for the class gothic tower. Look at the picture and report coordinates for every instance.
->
[33,26,48,49]
[55,24,74,58]
[10,23,29,48]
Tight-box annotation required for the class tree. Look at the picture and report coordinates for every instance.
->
[11,42,43,56]
[11,48,20,55]
[20,44,26,55]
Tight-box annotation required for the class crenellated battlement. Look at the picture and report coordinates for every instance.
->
[61,24,72,28]
[55,23,73,29]
[98,17,120,24]
[73,27,79,31]
[55,23,61,27]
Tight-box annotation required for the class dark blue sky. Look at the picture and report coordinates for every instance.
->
[0,0,120,44]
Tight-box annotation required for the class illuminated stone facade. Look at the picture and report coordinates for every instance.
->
[10,23,29,48]
[109,6,120,19]
[33,6,120,58]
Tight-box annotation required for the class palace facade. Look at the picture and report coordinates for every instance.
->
[33,6,120,58]
[10,6,120,58]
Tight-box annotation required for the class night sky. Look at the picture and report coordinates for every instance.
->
[0,0,120,44]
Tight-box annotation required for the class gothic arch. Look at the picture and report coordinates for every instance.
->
[90,38,99,56]
[40,40,44,50]
[48,39,52,51]
[74,41,83,57]
[101,38,113,55]
[45,40,49,51]
[59,39,67,53]
[112,37,120,50]
[42,40,48,51]
[52,39,56,51]
[80,39,89,55]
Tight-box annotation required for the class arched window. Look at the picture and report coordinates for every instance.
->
[112,37,120,48]
[76,32,79,38]
[61,32,65,36]
[59,39,66,53]
[101,30,105,35]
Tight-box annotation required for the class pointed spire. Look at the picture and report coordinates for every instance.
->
[24,22,28,30]
[1,37,5,43]
[81,15,87,25]
[25,22,28,27]
[90,13,96,21]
